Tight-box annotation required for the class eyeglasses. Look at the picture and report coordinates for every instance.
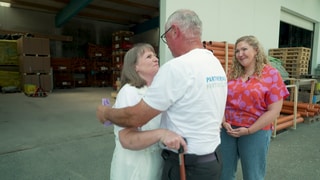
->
[160,26,172,44]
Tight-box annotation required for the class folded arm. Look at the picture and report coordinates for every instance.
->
[224,99,283,137]
[247,99,283,134]
[119,128,188,152]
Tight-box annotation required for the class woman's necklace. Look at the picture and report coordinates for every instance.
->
[242,71,255,82]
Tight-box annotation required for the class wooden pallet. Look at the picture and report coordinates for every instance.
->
[268,47,311,70]
[285,63,308,68]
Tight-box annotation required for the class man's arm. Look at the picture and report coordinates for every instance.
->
[96,99,161,128]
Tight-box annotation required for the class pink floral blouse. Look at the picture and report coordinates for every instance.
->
[225,65,290,130]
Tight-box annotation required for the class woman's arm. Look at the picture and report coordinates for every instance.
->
[248,99,283,134]
[222,116,233,131]
[119,128,188,152]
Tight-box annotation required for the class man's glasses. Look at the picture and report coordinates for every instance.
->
[160,26,172,44]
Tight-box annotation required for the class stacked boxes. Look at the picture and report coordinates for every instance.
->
[51,55,113,88]
[0,40,19,65]
[269,47,311,77]
[0,40,20,89]
[0,70,20,88]
[19,56,50,73]
[111,30,134,90]
[17,37,52,92]
[17,37,50,55]
[112,31,134,51]
[203,41,235,73]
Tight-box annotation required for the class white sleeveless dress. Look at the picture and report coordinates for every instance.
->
[110,84,163,180]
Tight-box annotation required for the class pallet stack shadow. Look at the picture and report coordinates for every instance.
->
[17,37,52,92]
[50,57,94,88]
[87,43,112,87]
[51,44,112,88]
[203,41,234,73]
[51,57,74,88]
[0,39,20,91]
[111,30,134,91]
[268,47,311,77]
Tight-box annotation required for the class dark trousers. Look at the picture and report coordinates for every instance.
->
[161,146,222,180]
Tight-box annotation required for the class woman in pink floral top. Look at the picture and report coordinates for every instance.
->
[220,35,289,180]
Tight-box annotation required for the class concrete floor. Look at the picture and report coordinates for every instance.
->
[0,87,319,180]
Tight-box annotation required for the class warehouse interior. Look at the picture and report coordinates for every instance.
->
[0,1,318,92]
[1,0,320,179]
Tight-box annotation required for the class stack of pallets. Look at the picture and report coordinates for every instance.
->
[0,40,20,91]
[111,30,134,89]
[268,47,311,77]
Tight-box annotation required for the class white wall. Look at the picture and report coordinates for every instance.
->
[159,0,281,64]
[281,0,320,21]
[159,0,320,73]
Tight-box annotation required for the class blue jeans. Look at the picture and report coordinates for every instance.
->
[220,127,272,180]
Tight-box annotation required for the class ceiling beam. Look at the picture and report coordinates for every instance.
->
[86,4,144,19]
[55,0,93,28]
[77,11,139,25]
[130,16,159,35]
[102,0,158,11]
[10,0,61,13]
[6,0,159,26]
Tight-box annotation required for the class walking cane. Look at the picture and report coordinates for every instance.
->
[178,146,186,180]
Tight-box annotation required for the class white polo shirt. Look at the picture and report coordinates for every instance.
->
[143,48,227,155]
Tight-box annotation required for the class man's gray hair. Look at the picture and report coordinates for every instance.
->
[165,9,202,38]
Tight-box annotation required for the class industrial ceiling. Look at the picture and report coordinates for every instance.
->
[1,0,159,27]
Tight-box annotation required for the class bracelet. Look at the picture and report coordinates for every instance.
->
[247,128,250,135]
[102,107,108,123]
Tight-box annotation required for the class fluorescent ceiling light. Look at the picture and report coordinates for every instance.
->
[0,2,11,7]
